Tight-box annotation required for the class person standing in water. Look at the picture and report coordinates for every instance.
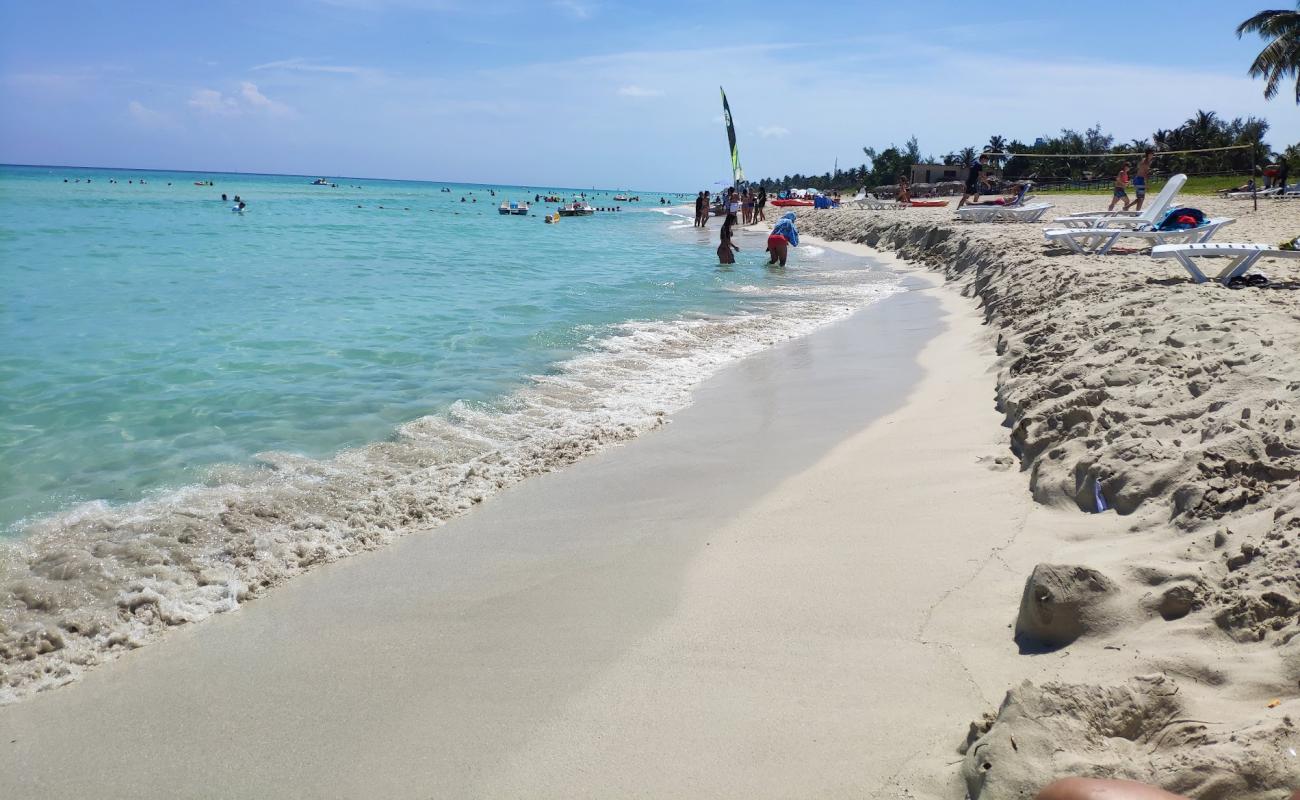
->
[766,211,798,267]
[1131,149,1155,211]
[717,218,740,264]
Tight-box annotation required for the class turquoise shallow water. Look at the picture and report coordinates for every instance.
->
[0,165,891,534]
[0,164,900,700]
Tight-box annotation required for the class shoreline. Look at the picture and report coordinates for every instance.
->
[0,256,1032,797]
[0,204,894,704]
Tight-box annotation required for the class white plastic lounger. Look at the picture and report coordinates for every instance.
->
[1043,217,1234,254]
[1051,174,1187,229]
[1151,242,1300,284]
[1226,187,1281,199]
[850,195,901,210]
[956,202,1054,223]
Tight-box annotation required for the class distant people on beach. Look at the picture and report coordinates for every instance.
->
[766,211,798,267]
[957,154,988,208]
[726,188,740,226]
[701,191,711,227]
[694,191,706,227]
[1132,149,1155,210]
[717,218,739,264]
[756,187,767,222]
[896,175,912,204]
[741,189,754,225]
[1109,161,1131,211]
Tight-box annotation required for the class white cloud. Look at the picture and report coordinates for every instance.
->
[239,81,295,116]
[554,0,593,19]
[758,125,790,139]
[127,100,174,129]
[187,83,295,117]
[251,58,367,75]
[617,85,663,98]
[188,88,240,115]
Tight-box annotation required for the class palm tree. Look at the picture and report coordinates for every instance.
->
[1237,4,1300,103]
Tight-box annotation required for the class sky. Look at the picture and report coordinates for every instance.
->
[0,0,1294,189]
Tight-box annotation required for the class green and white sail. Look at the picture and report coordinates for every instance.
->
[720,87,745,185]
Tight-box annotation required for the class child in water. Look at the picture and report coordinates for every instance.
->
[717,219,739,264]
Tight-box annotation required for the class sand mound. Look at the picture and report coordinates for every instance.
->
[961,675,1298,800]
[1014,563,1120,650]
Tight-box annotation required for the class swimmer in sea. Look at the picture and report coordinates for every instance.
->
[717,218,739,265]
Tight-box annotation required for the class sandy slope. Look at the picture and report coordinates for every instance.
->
[794,194,1300,798]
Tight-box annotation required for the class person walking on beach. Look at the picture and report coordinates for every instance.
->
[766,211,798,267]
[717,218,740,264]
[1109,161,1131,211]
[726,188,740,226]
[1131,149,1155,211]
[756,186,767,222]
[957,153,987,208]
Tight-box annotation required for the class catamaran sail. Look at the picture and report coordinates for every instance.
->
[720,87,745,186]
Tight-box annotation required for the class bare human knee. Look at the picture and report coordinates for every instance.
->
[1035,777,1190,800]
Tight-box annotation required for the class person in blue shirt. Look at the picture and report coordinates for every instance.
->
[766,212,799,267]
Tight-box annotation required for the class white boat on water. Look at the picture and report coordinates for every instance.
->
[310,178,330,185]
[498,200,529,215]
[557,199,594,217]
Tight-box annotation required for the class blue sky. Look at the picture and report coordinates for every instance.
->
[1,0,1294,189]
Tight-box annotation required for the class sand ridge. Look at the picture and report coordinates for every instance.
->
[795,195,1300,798]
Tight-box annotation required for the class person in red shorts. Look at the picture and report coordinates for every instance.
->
[766,211,799,267]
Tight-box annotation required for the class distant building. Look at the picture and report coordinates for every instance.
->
[910,163,969,185]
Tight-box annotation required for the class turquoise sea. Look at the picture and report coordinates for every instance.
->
[0,163,897,700]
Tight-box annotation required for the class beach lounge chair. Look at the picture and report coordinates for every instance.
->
[1226,187,1282,199]
[848,191,900,211]
[956,202,1054,223]
[1043,217,1234,254]
[1051,174,1187,229]
[1151,242,1300,284]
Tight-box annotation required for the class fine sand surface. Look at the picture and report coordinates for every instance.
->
[0,256,1037,798]
[792,196,1300,798]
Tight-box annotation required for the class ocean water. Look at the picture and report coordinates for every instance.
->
[0,164,898,700]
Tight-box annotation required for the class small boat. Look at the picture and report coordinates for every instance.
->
[613,195,630,202]
[499,201,529,215]
[310,178,330,186]
[770,198,814,207]
[557,200,595,217]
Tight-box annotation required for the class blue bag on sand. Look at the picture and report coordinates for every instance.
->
[1155,207,1206,231]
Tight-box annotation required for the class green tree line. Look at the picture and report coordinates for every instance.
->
[752,110,1296,193]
